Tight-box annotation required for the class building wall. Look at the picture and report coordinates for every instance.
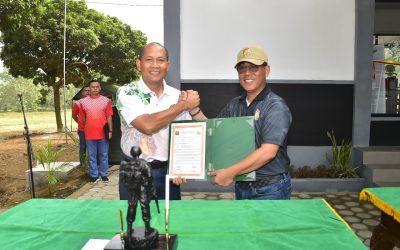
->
[164,0,375,167]
[370,120,400,145]
[182,83,353,146]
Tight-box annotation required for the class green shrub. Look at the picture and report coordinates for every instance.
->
[34,141,68,194]
[326,130,358,178]
[80,151,89,176]
[289,165,336,178]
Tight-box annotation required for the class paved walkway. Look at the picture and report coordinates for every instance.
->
[67,166,398,249]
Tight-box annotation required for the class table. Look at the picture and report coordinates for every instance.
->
[360,187,400,249]
[0,199,366,250]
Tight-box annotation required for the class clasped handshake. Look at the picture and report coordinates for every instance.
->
[178,90,200,115]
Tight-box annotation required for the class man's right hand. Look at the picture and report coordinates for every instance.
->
[182,90,200,111]
[178,91,188,102]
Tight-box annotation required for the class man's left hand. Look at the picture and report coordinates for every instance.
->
[172,176,187,185]
[208,168,234,187]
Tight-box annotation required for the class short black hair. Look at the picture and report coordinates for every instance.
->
[235,61,268,69]
[88,79,100,86]
[138,42,169,61]
[81,85,90,93]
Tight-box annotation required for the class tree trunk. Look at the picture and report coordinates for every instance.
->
[53,83,63,131]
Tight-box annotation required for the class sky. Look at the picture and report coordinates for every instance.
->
[86,0,163,42]
[0,0,164,72]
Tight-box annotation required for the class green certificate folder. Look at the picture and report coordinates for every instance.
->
[168,116,255,181]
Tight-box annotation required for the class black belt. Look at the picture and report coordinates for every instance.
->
[148,160,167,169]
[237,173,287,188]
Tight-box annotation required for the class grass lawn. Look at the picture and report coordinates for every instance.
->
[0,109,77,138]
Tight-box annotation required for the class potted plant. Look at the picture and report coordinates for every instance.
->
[34,141,69,194]
[326,130,358,178]
[286,131,365,193]
[385,64,398,90]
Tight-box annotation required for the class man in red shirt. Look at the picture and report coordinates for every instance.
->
[72,86,90,166]
[80,80,113,183]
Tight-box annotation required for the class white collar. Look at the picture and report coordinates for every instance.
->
[137,77,173,96]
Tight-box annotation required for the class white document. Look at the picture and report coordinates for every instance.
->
[168,122,206,179]
[81,239,110,250]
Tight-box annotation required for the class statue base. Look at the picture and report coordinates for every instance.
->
[104,227,177,250]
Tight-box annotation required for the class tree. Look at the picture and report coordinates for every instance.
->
[0,0,146,130]
[40,84,78,109]
[0,72,41,112]
[0,71,78,111]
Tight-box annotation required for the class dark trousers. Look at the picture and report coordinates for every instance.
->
[78,130,86,166]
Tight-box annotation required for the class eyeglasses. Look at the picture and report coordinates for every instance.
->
[236,64,262,74]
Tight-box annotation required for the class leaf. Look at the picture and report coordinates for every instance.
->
[33,139,68,194]
[0,0,146,129]
[326,130,358,178]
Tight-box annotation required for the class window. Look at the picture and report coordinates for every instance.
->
[372,36,400,116]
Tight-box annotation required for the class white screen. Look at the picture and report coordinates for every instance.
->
[181,0,355,81]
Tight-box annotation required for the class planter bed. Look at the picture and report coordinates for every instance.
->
[291,178,366,192]
[181,178,367,193]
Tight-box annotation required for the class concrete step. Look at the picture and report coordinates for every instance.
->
[354,146,400,165]
[373,181,400,187]
[361,164,400,183]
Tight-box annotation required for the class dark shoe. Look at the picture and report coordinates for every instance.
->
[89,176,99,183]
[101,176,109,183]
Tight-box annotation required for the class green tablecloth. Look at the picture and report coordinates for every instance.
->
[360,187,400,223]
[0,199,366,250]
